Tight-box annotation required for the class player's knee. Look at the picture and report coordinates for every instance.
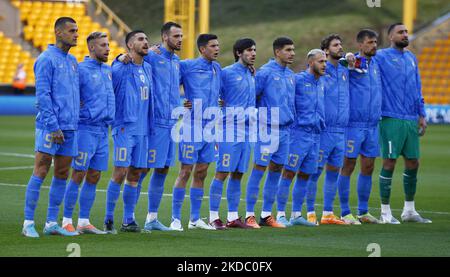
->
[282,169,295,180]
[296,171,309,180]
[179,167,192,183]
[156,167,169,175]
[54,167,70,180]
[230,172,243,180]
[254,164,266,172]
[383,159,396,171]
[112,167,127,184]
[195,167,208,181]
[86,169,101,184]
[342,159,356,175]
[361,163,375,175]
[269,162,283,172]
[126,168,142,183]
[34,155,52,178]
[405,159,419,170]
[215,171,228,182]
[71,170,86,184]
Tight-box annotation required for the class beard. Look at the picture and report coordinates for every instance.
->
[395,39,409,49]
[365,49,377,57]
[329,51,343,60]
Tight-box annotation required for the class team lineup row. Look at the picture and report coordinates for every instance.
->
[21,17,431,238]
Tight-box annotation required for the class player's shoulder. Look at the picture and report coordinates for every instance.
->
[295,70,307,82]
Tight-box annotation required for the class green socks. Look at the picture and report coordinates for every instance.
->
[403,168,418,201]
[379,168,393,204]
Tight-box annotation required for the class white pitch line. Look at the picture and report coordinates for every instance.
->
[0,166,34,171]
[0,152,35,159]
[0,182,449,216]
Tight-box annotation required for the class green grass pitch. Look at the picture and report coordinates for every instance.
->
[0,116,449,257]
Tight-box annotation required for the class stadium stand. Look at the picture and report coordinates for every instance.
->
[0,0,127,86]
[418,35,450,105]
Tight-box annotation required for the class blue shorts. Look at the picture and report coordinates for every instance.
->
[318,131,345,168]
[216,142,251,173]
[254,128,290,167]
[285,129,320,174]
[147,126,176,168]
[72,129,109,172]
[178,141,217,165]
[35,129,78,157]
[345,126,380,158]
[112,127,148,168]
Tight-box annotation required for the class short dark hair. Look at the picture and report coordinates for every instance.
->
[233,38,256,62]
[87,31,108,44]
[320,34,342,50]
[356,29,378,43]
[125,30,145,49]
[54,17,76,30]
[388,22,404,35]
[197,34,218,50]
[161,21,182,36]
[272,37,294,54]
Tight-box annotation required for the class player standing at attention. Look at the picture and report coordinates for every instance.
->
[103,30,153,234]
[61,32,115,235]
[305,34,355,225]
[275,49,326,227]
[207,38,257,229]
[244,37,296,228]
[336,29,382,224]
[374,23,431,224]
[169,34,222,231]
[22,17,80,237]
[119,22,183,232]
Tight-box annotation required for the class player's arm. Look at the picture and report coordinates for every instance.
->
[254,69,266,102]
[34,57,63,142]
[415,55,427,136]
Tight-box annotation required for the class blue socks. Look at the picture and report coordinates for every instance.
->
[209,179,224,212]
[262,171,281,213]
[306,172,320,213]
[190,187,204,222]
[292,177,308,212]
[79,181,97,219]
[172,187,186,220]
[24,175,43,221]
[337,174,351,217]
[357,174,372,215]
[46,177,67,222]
[323,170,339,212]
[276,177,292,213]
[227,178,241,212]
[122,184,137,224]
[105,180,121,223]
[135,173,146,206]
[246,168,264,213]
[63,180,80,218]
[148,172,167,213]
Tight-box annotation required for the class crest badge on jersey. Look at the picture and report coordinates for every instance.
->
[140,75,145,83]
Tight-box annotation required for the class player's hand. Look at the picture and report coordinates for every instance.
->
[419,116,427,136]
[51,130,65,144]
[118,53,132,64]
[150,44,161,54]
[183,99,192,109]
[345,52,356,68]
[218,99,225,107]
